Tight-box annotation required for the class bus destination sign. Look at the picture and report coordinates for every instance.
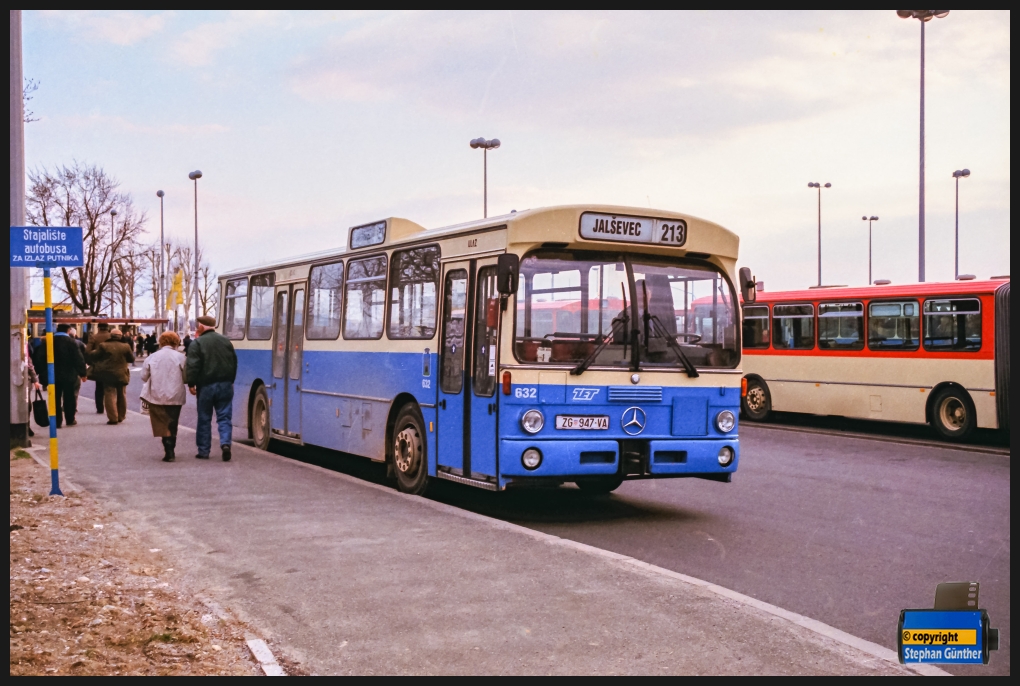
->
[579,212,687,247]
[10,226,85,267]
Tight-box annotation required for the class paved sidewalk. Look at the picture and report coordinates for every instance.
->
[39,409,922,675]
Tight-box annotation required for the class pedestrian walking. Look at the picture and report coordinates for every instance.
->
[141,331,188,462]
[90,328,135,424]
[135,334,145,359]
[30,323,88,428]
[68,326,88,403]
[85,322,112,414]
[145,333,159,356]
[186,316,237,461]
[25,338,41,437]
[182,332,193,354]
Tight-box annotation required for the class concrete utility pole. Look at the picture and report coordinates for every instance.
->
[10,10,31,448]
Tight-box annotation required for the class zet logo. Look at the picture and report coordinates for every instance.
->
[898,582,999,665]
[572,388,600,401]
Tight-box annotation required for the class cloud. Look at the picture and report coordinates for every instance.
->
[170,11,287,66]
[288,10,1010,141]
[39,11,170,46]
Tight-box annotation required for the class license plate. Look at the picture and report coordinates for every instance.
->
[555,415,609,430]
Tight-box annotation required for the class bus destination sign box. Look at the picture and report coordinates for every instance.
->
[579,212,687,247]
[10,226,84,267]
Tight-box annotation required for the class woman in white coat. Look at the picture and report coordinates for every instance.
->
[141,331,188,462]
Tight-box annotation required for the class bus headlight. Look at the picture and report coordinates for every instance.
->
[522,448,543,470]
[715,410,736,433]
[521,409,544,434]
[717,446,734,467]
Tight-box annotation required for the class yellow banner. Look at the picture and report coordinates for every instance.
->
[901,629,977,646]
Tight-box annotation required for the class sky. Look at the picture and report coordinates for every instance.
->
[22,11,1010,310]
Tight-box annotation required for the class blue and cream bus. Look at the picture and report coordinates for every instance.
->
[217,205,756,494]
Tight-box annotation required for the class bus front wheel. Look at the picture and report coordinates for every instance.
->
[251,387,271,451]
[392,404,430,496]
[742,378,771,421]
[931,387,976,442]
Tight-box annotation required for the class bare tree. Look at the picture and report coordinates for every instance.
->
[198,263,219,318]
[23,78,39,123]
[26,162,147,315]
[141,244,165,320]
[113,248,146,318]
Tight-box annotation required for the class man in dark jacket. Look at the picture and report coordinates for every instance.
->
[85,322,112,413]
[187,316,238,461]
[31,323,88,427]
[91,328,135,424]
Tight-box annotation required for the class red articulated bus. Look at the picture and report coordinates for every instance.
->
[739,278,1010,441]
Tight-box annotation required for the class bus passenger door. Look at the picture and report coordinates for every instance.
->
[468,261,500,478]
[286,287,304,438]
[437,263,470,473]
[269,286,290,436]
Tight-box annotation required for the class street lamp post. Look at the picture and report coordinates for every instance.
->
[188,170,202,329]
[862,215,879,285]
[469,137,500,218]
[807,182,830,287]
[156,190,165,332]
[109,208,118,316]
[952,168,970,280]
[898,9,950,282]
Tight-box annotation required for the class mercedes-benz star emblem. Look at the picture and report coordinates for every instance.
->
[621,407,646,435]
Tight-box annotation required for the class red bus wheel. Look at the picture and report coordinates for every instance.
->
[931,387,976,441]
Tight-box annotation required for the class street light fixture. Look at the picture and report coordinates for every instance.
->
[188,170,202,329]
[156,190,165,331]
[952,168,970,280]
[470,137,500,218]
[861,215,879,285]
[807,182,831,287]
[109,208,118,316]
[897,10,950,282]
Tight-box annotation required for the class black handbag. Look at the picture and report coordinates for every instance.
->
[33,389,50,428]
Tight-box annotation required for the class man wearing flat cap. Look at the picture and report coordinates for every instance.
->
[186,315,238,461]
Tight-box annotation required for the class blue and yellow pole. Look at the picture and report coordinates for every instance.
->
[43,266,63,496]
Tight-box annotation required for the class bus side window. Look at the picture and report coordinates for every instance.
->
[742,305,770,349]
[248,273,276,340]
[343,255,387,340]
[306,261,344,340]
[772,304,814,350]
[868,300,920,351]
[473,266,499,397]
[923,298,981,351]
[818,302,864,350]
[440,270,468,394]
[388,246,440,340]
[223,278,248,340]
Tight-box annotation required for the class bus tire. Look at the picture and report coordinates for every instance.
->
[251,387,272,451]
[742,377,771,421]
[575,476,624,495]
[931,387,976,441]
[392,404,430,496]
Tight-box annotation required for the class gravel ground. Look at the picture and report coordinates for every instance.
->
[9,449,264,676]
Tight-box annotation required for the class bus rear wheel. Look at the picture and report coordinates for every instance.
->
[742,378,771,421]
[392,404,430,496]
[575,476,624,495]
[251,387,271,451]
[931,387,976,441]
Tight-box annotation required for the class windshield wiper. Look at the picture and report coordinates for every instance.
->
[570,317,625,376]
[641,281,699,378]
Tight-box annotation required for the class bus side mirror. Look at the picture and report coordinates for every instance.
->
[497,253,519,296]
[739,267,756,303]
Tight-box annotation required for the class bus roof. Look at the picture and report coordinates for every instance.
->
[750,279,1009,303]
[220,204,738,279]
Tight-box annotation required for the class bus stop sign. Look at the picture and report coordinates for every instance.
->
[10,226,84,267]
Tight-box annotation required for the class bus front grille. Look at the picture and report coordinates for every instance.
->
[608,386,663,403]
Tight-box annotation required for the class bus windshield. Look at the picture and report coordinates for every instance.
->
[514,250,738,370]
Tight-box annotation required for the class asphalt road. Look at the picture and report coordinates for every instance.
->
[83,370,1010,676]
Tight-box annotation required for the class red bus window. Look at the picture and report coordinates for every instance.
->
[772,304,814,350]
[868,300,919,351]
[742,305,770,349]
[818,302,864,351]
[923,298,981,351]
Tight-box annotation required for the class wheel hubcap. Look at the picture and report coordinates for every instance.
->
[939,397,966,430]
[747,387,765,412]
[394,425,422,474]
